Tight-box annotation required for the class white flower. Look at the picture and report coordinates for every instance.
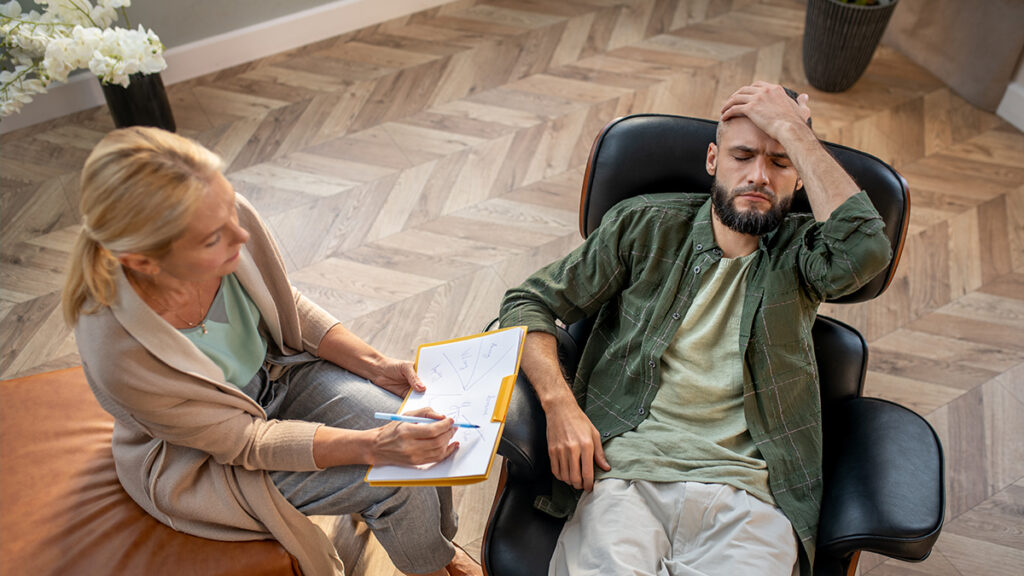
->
[41,1,94,28]
[0,63,50,115]
[83,25,165,86]
[0,2,22,18]
[43,38,79,82]
[1,0,161,117]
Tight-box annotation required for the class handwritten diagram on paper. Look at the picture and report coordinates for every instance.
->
[366,326,526,484]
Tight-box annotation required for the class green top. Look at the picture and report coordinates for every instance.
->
[181,273,268,388]
[499,191,891,573]
[599,251,773,505]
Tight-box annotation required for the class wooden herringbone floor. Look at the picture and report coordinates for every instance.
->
[2,0,1022,574]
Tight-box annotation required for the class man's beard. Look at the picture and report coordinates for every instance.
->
[711,179,793,236]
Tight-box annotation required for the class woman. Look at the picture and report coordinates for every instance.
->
[62,127,481,576]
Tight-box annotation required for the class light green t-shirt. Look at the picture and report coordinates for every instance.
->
[181,273,268,388]
[599,251,773,505]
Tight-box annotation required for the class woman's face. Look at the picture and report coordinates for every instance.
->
[154,172,251,282]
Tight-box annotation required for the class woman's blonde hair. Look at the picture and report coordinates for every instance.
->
[62,126,225,326]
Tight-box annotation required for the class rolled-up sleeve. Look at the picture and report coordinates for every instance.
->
[798,191,893,301]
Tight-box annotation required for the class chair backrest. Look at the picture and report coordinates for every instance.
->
[579,114,910,303]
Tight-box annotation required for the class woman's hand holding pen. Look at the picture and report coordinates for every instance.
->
[312,406,458,468]
[369,407,459,467]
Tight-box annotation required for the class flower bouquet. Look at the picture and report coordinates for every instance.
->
[0,0,166,118]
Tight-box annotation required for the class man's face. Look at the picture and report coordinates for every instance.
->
[706,117,802,236]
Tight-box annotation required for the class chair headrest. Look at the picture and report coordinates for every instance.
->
[579,114,909,304]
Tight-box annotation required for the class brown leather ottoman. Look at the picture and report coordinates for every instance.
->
[0,367,300,575]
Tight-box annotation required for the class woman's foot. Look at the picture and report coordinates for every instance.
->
[446,544,482,576]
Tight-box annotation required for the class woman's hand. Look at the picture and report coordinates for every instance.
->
[315,325,425,396]
[370,357,425,397]
[312,406,458,468]
[369,407,459,466]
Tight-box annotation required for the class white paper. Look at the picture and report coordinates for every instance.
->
[366,326,525,483]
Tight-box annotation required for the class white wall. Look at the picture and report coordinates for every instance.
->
[126,0,340,50]
[996,53,1024,133]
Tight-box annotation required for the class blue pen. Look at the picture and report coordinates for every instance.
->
[374,412,480,429]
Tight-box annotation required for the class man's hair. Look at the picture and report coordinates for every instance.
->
[782,86,813,129]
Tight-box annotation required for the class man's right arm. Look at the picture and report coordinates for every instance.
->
[519,331,610,492]
[499,208,635,491]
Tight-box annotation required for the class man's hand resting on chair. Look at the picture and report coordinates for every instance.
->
[519,331,610,491]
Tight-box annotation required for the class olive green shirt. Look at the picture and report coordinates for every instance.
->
[499,191,891,572]
[599,251,774,505]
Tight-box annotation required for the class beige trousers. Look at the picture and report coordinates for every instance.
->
[549,479,798,576]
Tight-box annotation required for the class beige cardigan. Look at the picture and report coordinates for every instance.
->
[75,195,344,576]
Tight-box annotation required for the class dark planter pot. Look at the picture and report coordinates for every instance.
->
[802,0,899,92]
[100,72,176,132]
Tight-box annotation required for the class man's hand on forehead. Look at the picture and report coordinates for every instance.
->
[720,82,812,140]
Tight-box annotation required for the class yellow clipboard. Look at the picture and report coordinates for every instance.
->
[365,325,528,486]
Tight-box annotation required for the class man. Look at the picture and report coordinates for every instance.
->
[498,82,892,575]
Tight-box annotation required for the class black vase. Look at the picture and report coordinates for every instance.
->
[802,0,899,92]
[100,72,176,132]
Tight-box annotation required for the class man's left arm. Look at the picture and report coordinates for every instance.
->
[723,82,892,298]
[720,81,859,221]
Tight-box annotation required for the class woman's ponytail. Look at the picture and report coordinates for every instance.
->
[62,229,119,326]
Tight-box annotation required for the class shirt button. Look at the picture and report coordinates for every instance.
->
[603,432,610,437]
[695,243,703,251]
[714,248,722,256]
[693,265,701,274]
[672,312,680,320]
[638,407,645,415]
[648,360,656,368]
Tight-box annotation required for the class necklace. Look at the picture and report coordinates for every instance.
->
[133,275,209,335]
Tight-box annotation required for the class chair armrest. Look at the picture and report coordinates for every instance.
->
[498,371,551,480]
[492,317,584,482]
[817,398,945,564]
[485,333,568,576]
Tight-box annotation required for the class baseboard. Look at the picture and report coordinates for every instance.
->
[996,81,1024,133]
[0,0,451,134]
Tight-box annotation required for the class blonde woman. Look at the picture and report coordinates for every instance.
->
[63,127,481,576]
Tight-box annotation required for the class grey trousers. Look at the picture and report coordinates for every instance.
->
[242,354,458,574]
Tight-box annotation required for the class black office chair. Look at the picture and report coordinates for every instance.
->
[482,114,944,576]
